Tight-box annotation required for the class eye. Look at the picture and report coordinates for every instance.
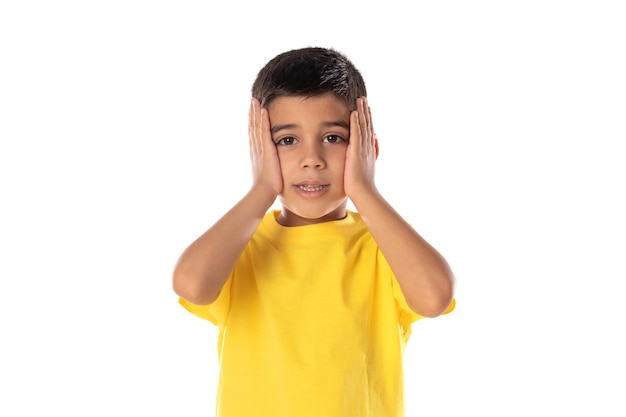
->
[323,135,345,144]
[275,136,298,146]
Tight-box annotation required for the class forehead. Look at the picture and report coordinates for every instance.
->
[267,94,351,124]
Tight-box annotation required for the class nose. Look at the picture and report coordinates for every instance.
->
[300,142,326,169]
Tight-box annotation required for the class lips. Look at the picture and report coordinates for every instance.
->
[292,182,330,199]
[296,184,328,191]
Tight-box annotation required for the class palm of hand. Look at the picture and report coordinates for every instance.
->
[344,97,377,198]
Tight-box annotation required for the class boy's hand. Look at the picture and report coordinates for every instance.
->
[249,98,283,197]
[344,96,378,199]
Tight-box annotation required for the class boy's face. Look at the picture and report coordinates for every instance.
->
[267,93,351,226]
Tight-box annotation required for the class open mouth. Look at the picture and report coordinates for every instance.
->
[296,184,328,192]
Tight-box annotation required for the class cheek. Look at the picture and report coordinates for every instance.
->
[276,155,298,181]
[276,151,293,168]
[329,153,347,172]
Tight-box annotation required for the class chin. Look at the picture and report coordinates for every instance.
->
[280,202,347,224]
[289,208,332,220]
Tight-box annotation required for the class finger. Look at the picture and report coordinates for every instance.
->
[251,98,263,154]
[358,97,369,147]
[357,96,375,151]
[366,99,375,148]
[260,107,273,152]
[249,99,256,157]
[349,109,360,152]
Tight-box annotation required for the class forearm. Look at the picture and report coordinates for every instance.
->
[172,186,275,305]
[351,188,455,317]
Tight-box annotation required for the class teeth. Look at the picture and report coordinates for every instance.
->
[298,184,325,191]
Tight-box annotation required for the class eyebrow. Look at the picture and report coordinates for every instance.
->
[270,121,350,135]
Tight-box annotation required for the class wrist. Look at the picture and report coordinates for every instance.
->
[247,182,279,210]
[347,183,380,210]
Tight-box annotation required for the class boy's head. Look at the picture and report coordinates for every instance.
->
[251,47,367,109]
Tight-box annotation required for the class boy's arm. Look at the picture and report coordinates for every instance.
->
[172,99,281,305]
[345,98,455,318]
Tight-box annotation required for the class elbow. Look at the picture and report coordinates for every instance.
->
[172,270,218,306]
[410,292,454,318]
[172,271,192,302]
[408,273,456,318]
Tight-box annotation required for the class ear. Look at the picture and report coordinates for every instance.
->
[374,134,379,159]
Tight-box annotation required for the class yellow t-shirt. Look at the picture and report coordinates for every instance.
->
[180,210,454,417]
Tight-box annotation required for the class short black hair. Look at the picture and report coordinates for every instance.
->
[251,47,367,109]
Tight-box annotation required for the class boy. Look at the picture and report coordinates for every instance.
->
[173,46,456,417]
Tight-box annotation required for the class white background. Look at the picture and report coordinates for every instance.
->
[1,1,624,415]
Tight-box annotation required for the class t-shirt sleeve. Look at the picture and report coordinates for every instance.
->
[391,272,456,346]
[178,274,232,326]
[391,274,423,345]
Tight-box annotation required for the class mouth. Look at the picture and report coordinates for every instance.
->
[292,183,330,199]
[296,184,329,192]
